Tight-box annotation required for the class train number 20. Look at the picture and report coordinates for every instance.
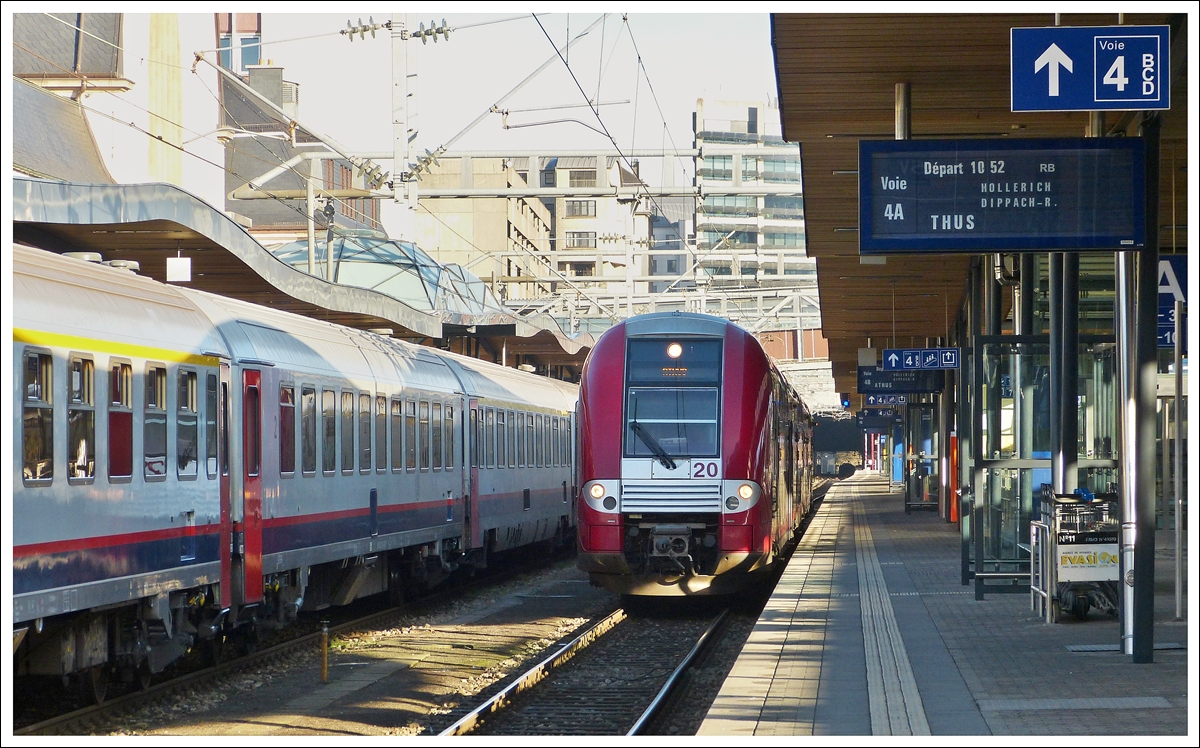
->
[692,461,719,478]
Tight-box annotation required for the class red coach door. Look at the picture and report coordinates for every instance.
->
[241,370,264,603]
[219,363,232,608]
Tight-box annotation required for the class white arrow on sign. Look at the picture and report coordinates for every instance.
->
[888,353,900,366]
[1035,43,1073,97]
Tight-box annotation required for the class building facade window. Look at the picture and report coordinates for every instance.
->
[701,156,733,181]
[762,158,802,183]
[565,199,597,217]
[700,195,756,216]
[216,13,261,73]
[565,231,597,249]
[568,170,596,188]
[764,231,805,248]
[763,195,804,219]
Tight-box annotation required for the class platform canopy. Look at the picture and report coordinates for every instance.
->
[770,12,1188,400]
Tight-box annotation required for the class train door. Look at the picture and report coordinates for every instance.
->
[241,369,264,603]
[464,397,482,549]
[218,363,232,609]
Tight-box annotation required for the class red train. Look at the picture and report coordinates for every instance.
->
[576,312,814,596]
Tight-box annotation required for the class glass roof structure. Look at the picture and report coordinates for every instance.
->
[267,233,554,329]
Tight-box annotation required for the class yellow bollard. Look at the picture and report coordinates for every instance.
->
[321,620,329,684]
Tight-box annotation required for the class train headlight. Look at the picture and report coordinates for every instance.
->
[738,483,754,500]
[589,484,605,499]
[725,496,740,511]
[603,496,617,510]
[666,342,683,359]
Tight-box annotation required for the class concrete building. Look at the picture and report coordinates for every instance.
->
[692,97,820,329]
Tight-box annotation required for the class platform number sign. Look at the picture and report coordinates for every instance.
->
[1158,256,1186,351]
[1011,26,1170,112]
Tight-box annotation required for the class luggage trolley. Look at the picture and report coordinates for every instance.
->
[1031,485,1120,622]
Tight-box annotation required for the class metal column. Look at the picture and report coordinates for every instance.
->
[1132,115,1160,663]
[1062,252,1079,494]
[971,260,986,600]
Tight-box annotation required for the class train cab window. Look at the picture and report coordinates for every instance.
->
[420,400,431,470]
[485,407,496,468]
[432,402,443,470]
[301,386,316,475]
[516,412,526,468]
[206,374,219,478]
[177,370,199,478]
[405,400,417,471]
[624,339,722,459]
[68,356,95,482]
[359,393,372,473]
[507,410,516,468]
[376,395,387,473]
[109,361,134,481]
[144,365,168,480]
[495,409,506,468]
[445,405,455,470]
[279,385,296,476]
[390,399,404,472]
[322,389,336,474]
[22,350,54,485]
[469,407,479,468]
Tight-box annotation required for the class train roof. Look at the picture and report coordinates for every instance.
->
[13,244,226,358]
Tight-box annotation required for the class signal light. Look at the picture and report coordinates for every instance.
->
[840,393,851,409]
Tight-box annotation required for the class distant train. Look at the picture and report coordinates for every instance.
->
[13,245,577,703]
[575,312,814,596]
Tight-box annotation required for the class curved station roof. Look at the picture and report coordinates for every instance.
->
[12,177,594,369]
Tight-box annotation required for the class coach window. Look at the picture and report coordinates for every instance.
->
[144,365,168,480]
[322,389,337,474]
[68,355,96,482]
[359,393,372,473]
[206,373,219,478]
[470,407,479,468]
[376,395,387,473]
[445,405,455,470]
[390,399,404,472]
[406,400,417,471]
[22,349,54,485]
[505,409,514,468]
[432,402,443,470]
[485,407,496,468]
[107,361,134,482]
[516,412,525,468]
[301,386,316,475]
[245,383,261,477]
[526,413,535,467]
[419,400,431,470]
[496,409,506,468]
[533,414,543,467]
[341,391,355,474]
[177,369,199,478]
[279,384,296,476]
[553,417,562,467]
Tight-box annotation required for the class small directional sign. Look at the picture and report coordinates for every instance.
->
[883,348,960,371]
[864,394,907,406]
[1012,25,1171,112]
[862,408,897,419]
[1158,255,1186,351]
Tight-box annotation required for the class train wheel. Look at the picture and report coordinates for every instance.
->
[204,633,225,667]
[136,661,153,691]
[1072,594,1090,621]
[78,665,110,705]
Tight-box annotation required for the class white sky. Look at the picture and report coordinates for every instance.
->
[257,11,780,181]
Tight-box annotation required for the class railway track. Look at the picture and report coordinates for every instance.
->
[439,605,730,736]
[15,551,571,736]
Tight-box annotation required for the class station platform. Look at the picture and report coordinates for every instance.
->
[698,472,1191,737]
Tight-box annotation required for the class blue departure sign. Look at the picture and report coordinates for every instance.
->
[1011,26,1171,112]
[883,348,959,371]
[860,138,1146,254]
[864,394,907,406]
[858,366,945,394]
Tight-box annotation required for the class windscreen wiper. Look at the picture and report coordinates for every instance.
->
[630,420,677,470]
